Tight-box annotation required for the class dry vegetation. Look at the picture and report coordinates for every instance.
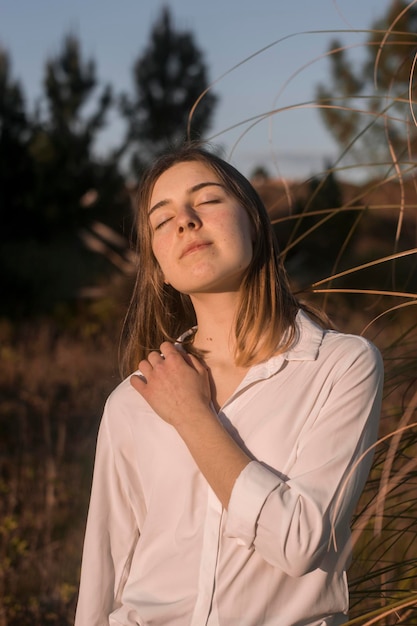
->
[0,304,124,625]
[1,173,416,624]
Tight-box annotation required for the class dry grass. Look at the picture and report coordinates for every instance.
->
[0,307,122,625]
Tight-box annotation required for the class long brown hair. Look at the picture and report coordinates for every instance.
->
[121,143,325,376]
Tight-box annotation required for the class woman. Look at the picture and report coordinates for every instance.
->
[75,143,383,626]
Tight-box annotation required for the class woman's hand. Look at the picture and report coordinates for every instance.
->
[130,342,213,429]
[130,341,251,509]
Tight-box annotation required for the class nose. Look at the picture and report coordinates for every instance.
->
[176,206,202,234]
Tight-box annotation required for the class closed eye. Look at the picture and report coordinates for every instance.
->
[154,217,173,230]
[196,198,221,207]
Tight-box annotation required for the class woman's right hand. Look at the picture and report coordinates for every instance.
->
[131,341,214,429]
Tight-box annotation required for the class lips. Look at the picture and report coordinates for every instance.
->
[180,240,212,258]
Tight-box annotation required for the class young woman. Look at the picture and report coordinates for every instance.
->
[75,144,383,626]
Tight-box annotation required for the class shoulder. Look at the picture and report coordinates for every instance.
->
[324,327,382,366]
[295,310,383,376]
[318,328,384,392]
[101,372,154,433]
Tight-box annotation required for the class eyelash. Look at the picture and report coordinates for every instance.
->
[200,198,220,205]
[153,199,221,230]
[155,218,172,230]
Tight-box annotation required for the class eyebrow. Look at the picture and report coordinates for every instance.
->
[148,181,224,216]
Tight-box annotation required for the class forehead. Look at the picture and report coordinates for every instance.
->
[150,161,221,202]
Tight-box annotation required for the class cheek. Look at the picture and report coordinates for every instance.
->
[231,215,255,255]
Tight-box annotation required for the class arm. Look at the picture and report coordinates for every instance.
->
[130,342,251,509]
[74,401,139,626]
[131,339,383,577]
[225,339,383,576]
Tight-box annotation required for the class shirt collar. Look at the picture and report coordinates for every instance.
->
[177,310,324,359]
[285,309,324,362]
[176,310,326,409]
[177,310,325,388]
[240,309,324,385]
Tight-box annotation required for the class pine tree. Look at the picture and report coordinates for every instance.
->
[0,47,34,240]
[1,36,131,316]
[121,6,218,175]
[31,33,128,238]
[316,0,417,169]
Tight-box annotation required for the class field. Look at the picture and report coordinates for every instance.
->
[1,171,416,624]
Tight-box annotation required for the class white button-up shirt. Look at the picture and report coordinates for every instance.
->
[75,311,383,626]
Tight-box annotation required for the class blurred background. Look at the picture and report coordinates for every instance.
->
[1,1,417,623]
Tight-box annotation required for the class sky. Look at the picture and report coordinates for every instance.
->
[0,0,391,180]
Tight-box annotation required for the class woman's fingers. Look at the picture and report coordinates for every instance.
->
[147,350,166,366]
[134,342,209,394]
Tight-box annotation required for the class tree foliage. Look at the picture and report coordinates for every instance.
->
[316,0,417,168]
[121,5,218,174]
[31,34,129,237]
[0,35,131,316]
[0,47,35,239]
[1,10,219,315]
[272,168,358,283]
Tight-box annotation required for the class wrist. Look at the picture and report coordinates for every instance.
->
[174,404,218,436]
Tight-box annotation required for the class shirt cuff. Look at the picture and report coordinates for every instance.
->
[224,461,283,548]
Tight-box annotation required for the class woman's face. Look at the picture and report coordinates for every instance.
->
[148,160,254,296]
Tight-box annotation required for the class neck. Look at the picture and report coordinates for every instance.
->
[190,291,240,363]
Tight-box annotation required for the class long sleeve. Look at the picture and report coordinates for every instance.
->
[74,401,140,626]
[224,336,383,577]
